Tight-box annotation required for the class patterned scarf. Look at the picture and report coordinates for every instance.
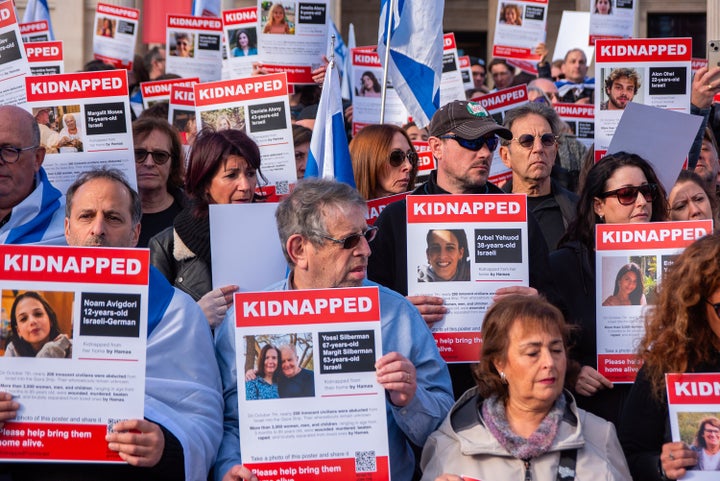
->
[481,393,566,460]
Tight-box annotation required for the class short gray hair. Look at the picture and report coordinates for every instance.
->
[501,102,564,144]
[65,167,142,225]
[275,178,366,266]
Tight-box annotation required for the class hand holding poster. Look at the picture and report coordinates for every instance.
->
[406,194,529,362]
[595,220,712,383]
[0,244,149,462]
[233,287,390,480]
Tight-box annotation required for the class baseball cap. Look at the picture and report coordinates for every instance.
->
[428,100,512,140]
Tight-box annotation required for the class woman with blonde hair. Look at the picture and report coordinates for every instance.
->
[350,124,417,200]
[263,3,290,34]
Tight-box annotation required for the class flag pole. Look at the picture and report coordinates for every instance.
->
[379,0,396,124]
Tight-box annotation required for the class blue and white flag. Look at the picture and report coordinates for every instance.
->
[305,63,355,186]
[378,0,444,128]
[341,23,356,100]
[192,0,221,17]
[22,0,55,40]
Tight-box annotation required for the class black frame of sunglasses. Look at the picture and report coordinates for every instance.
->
[511,133,558,149]
[439,134,499,152]
[318,226,378,249]
[598,183,658,206]
[134,148,172,165]
[389,149,419,168]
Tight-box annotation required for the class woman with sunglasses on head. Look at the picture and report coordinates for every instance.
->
[149,127,266,330]
[350,124,418,200]
[618,233,720,479]
[132,117,187,247]
[549,151,667,426]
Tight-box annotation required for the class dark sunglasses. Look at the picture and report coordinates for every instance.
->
[706,299,720,319]
[439,134,499,152]
[389,149,419,167]
[510,133,558,149]
[135,148,171,165]
[598,183,658,206]
[319,226,378,249]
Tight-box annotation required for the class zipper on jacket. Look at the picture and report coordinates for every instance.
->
[523,459,531,481]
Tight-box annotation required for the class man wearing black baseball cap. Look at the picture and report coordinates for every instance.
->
[367,99,555,398]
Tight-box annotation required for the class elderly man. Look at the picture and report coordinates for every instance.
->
[555,49,594,104]
[601,68,640,111]
[0,168,223,481]
[214,178,453,481]
[499,103,578,250]
[0,105,65,245]
[367,100,556,397]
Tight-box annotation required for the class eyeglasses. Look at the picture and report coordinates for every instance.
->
[704,427,720,436]
[134,148,171,165]
[510,133,558,149]
[318,226,378,249]
[706,299,720,319]
[598,184,658,206]
[389,149,418,167]
[0,145,38,164]
[439,135,499,152]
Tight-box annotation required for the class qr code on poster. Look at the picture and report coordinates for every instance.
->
[355,450,376,473]
[276,180,290,195]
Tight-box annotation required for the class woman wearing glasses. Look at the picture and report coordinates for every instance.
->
[618,233,720,479]
[549,152,666,426]
[149,128,266,329]
[350,124,418,200]
[132,117,186,247]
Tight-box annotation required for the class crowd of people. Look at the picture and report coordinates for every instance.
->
[3,6,720,481]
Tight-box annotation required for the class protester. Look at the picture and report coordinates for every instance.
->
[350,123,418,200]
[292,124,312,180]
[133,117,186,247]
[403,121,429,142]
[420,295,631,481]
[214,178,453,481]
[549,152,667,426]
[368,100,556,399]
[0,168,223,480]
[4,291,72,358]
[143,46,166,80]
[619,233,720,480]
[555,49,594,104]
[0,106,65,245]
[668,170,717,224]
[149,128,264,329]
[499,103,578,250]
[693,127,720,194]
[469,57,489,93]
[488,58,515,90]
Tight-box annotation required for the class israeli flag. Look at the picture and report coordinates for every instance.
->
[378,0,444,128]
[305,62,355,187]
[22,0,55,40]
[192,0,222,17]
[341,23,356,100]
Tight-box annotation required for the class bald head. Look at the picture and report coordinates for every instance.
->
[0,105,40,146]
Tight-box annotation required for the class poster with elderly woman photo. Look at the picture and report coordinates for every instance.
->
[595,220,712,383]
[25,69,137,194]
[405,194,529,363]
[667,373,720,477]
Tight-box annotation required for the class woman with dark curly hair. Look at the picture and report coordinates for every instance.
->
[4,291,71,358]
[549,151,667,425]
[619,233,720,479]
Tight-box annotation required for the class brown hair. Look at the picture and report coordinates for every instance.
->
[350,124,417,200]
[473,295,574,401]
[694,416,720,449]
[638,233,720,401]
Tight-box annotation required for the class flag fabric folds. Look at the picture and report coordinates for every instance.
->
[341,23,356,101]
[305,63,355,187]
[22,0,55,40]
[192,0,222,17]
[378,0,444,128]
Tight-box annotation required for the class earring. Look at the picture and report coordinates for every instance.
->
[499,371,507,384]
[599,214,605,223]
